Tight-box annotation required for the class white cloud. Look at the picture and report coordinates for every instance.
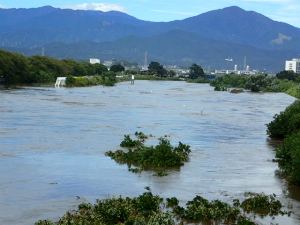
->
[0,5,9,8]
[58,3,127,13]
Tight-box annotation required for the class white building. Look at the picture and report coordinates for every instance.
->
[285,58,300,73]
[90,58,101,64]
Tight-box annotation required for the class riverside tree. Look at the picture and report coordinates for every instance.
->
[189,63,205,79]
[148,61,168,77]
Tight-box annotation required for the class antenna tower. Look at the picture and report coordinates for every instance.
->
[243,56,247,71]
[144,51,148,68]
[42,47,45,56]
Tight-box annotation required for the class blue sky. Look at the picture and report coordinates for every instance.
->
[1,0,300,28]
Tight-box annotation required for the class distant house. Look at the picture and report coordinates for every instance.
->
[90,58,101,64]
[285,58,300,73]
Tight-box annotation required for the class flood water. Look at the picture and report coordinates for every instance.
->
[0,80,299,224]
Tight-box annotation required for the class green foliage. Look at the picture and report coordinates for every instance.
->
[189,63,205,79]
[135,131,149,140]
[110,64,125,72]
[210,74,247,90]
[35,188,167,225]
[285,84,300,98]
[244,74,276,92]
[166,197,179,208]
[35,220,55,225]
[65,75,76,86]
[120,135,143,147]
[134,74,182,81]
[175,195,242,223]
[275,132,300,185]
[36,189,291,225]
[267,100,300,138]
[148,61,168,77]
[75,77,89,86]
[186,77,210,83]
[276,70,299,81]
[238,193,287,216]
[153,171,168,177]
[0,48,111,86]
[210,74,295,93]
[106,134,191,171]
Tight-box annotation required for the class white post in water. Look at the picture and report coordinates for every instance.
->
[131,75,135,84]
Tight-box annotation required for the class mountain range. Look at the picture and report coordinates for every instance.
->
[1,6,300,73]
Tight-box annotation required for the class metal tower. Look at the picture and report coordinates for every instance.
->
[144,51,148,68]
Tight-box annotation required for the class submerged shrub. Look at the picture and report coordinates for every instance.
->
[106,137,191,169]
[36,189,291,225]
[120,135,143,147]
[239,193,284,216]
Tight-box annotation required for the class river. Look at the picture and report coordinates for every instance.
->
[0,81,299,224]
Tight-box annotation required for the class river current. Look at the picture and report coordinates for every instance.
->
[0,81,299,224]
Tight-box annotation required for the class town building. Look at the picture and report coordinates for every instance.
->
[90,58,101,64]
[285,58,300,73]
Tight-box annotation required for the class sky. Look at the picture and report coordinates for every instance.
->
[0,0,300,28]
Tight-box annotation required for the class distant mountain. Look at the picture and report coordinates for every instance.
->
[5,29,297,73]
[0,6,151,47]
[1,6,300,50]
[160,6,300,51]
[1,6,300,72]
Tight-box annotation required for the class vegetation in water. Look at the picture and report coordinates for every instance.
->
[106,133,191,175]
[153,171,168,177]
[35,189,292,225]
[274,132,300,186]
[107,136,191,167]
[234,192,291,216]
[210,74,247,90]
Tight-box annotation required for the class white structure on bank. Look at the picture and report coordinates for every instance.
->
[285,58,300,73]
[90,58,101,64]
[55,77,66,87]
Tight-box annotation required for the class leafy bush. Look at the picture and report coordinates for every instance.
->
[106,137,191,169]
[210,74,247,91]
[75,77,90,86]
[36,189,292,225]
[65,75,76,86]
[275,132,300,185]
[35,188,169,225]
[237,193,285,216]
[267,100,300,138]
[120,135,143,147]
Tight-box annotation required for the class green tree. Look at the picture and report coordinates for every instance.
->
[189,64,205,79]
[244,74,268,92]
[169,70,176,77]
[110,64,125,73]
[148,61,168,77]
[94,63,108,74]
[276,70,298,81]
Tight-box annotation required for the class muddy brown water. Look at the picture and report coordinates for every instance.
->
[0,81,299,224]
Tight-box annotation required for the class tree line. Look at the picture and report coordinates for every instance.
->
[0,49,109,85]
